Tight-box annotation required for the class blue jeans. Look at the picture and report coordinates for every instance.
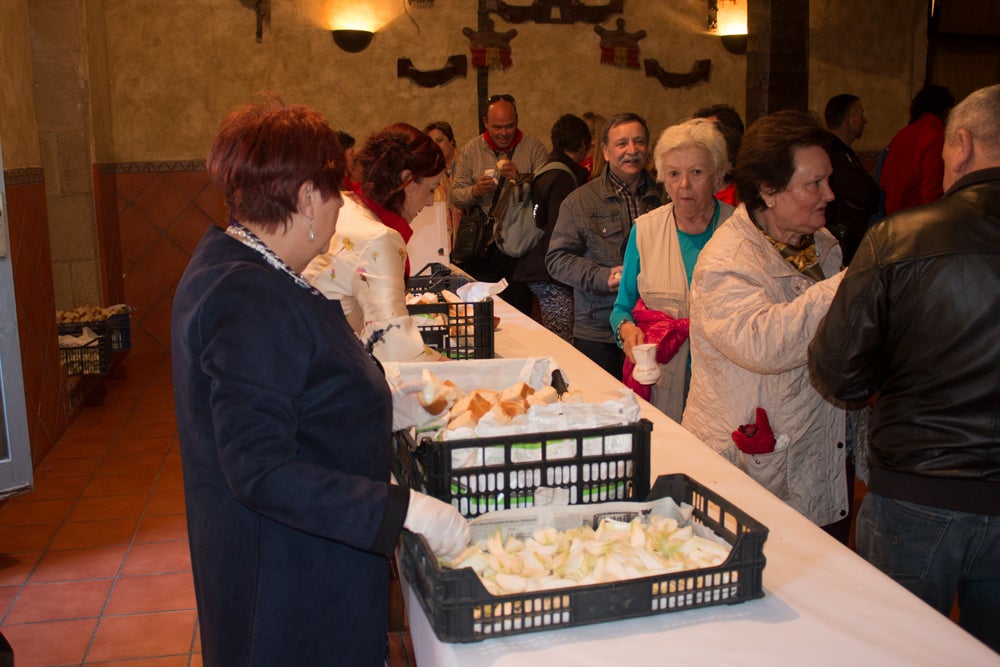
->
[856,492,1000,653]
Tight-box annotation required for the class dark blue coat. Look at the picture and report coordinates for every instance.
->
[172,226,409,666]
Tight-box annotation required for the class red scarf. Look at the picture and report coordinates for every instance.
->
[350,182,412,277]
[483,129,523,155]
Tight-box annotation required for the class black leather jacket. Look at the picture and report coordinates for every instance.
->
[809,167,1000,514]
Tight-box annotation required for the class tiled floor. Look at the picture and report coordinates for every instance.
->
[0,351,416,666]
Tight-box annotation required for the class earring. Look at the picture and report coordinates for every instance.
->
[308,219,315,241]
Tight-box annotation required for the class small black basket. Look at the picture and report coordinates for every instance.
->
[57,312,131,352]
[400,473,769,643]
[393,418,652,518]
[59,333,113,375]
[406,264,494,360]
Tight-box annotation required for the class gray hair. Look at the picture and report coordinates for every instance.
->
[945,84,1000,156]
[653,118,729,181]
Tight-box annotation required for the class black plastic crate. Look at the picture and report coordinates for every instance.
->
[406,265,494,360]
[59,333,113,375]
[393,418,652,518]
[57,312,131,352]
[400,473,768,643]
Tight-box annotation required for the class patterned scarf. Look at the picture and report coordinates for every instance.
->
[225,222,326,297]
[763,232,825,282]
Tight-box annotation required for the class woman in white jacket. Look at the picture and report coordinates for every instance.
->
[682,110,851,542]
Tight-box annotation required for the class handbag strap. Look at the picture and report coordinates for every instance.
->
[486,143,518,217]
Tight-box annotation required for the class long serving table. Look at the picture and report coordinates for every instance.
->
[400,295,999,666]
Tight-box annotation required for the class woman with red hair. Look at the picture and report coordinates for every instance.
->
[304,122,447,362]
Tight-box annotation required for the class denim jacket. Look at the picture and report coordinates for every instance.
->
[546,169,665,343]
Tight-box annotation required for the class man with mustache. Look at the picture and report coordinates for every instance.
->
[546,112,666,378]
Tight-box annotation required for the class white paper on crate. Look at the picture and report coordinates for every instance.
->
[383,357,564,432]
[464,497,728,548]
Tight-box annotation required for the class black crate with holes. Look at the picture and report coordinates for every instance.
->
[406,263,494,360]
[400,473,768,642]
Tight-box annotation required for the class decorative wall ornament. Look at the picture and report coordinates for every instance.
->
[239,0,271,43]
[489,0,623,24]
[594,18,646,69]
[643,58,712,88]
[397,55,469,87]
[463,20,518,71]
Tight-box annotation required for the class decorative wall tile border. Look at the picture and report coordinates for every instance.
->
[3,167,45,186]
[99,160,207,174]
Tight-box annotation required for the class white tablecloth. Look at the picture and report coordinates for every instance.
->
[402,295,999,666]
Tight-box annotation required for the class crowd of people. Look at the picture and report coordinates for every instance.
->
[171,83,1000,661]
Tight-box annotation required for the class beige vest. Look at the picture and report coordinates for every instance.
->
[634,201,733,420]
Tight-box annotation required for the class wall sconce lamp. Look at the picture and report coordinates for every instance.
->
[721,33,747,55]
[332,29,374,53]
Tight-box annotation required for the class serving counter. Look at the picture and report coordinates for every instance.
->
[401,295,999,666]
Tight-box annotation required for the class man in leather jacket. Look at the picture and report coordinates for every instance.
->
[808,84,1000,654]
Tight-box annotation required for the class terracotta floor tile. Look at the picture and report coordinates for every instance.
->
[30,545,128,583]
[94,453,166,478]
[45,437,112,459]
[134,514,187,544]
[107,437,174,458]
[153,468,184,493]
[121,540,191,576]
[0,497,75,525]
[0,618,97,667]
[33,454,103,478]
[118,420,177,440]
[0,585,18,618]
[0,523,58,553]
[26,475,91,501]
[82,472,159,498]
[5,579,113,623]
[49,518,139,550]
[86,610,197,663]
[68,494,150,521]
[0,552,42,587]
[105,572,196,615]
[145,488,185,516]
[85,656,190,667]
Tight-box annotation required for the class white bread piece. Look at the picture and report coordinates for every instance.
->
[489,399,527,423]
[449,394,473,418]
[417,369,450,415]
[470,389,500,406]
[560,390,585,403]
[441,289,463,305]
[500,381,535,402]
[447,410,477,430]
[526,385,559,406]
[441,380,465,403]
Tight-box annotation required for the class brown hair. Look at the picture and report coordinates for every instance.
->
[206,94,345,235]
[353,122,445,215]
[735,110,832,213]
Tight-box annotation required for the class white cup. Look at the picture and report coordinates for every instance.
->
[631,343,661,385]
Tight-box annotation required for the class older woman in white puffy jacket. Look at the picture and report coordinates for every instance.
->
[682,110,851,542]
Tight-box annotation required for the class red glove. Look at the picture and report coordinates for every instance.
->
[732,407,777,455]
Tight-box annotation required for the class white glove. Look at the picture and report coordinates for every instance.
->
[403,490,470,559]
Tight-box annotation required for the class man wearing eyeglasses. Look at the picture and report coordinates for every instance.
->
[545,112,666,379]
[451,94,548,314]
